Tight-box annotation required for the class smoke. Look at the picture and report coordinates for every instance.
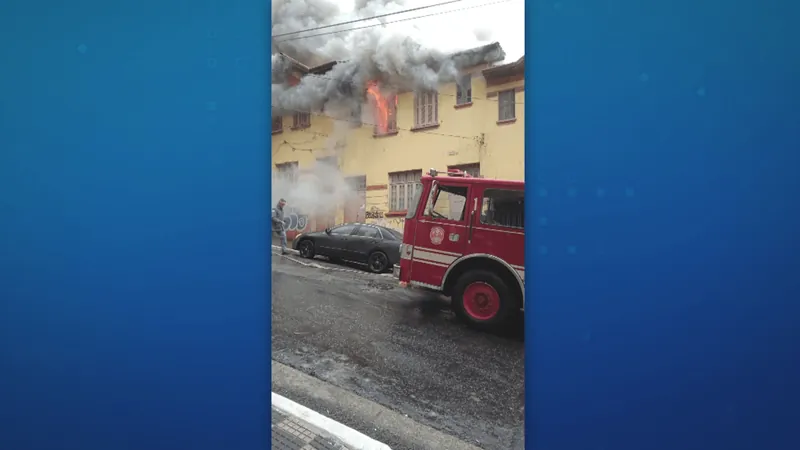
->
[272,158,361,223]
[271,0,505,116]
[271,0,505,225]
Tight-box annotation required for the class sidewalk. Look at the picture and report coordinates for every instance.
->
[272,392,392,450]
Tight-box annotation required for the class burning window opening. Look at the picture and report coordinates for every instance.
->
[366,82,398,136]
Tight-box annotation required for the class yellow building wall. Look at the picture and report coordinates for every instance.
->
[272,71,525,232]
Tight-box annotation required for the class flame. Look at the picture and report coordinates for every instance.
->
[367,81,392,134]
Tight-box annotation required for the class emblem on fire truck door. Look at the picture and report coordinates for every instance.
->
[430,226,445,245]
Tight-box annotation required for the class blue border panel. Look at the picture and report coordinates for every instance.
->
[526,1,799,449]
[0,1,270,449]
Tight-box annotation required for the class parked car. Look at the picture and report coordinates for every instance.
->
[292,223,403,273]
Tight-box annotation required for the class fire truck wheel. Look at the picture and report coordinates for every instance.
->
[367,251,390,273]
[297,239,315,259]
[452,270,515,329]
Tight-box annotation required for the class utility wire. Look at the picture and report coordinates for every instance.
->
[274,0,513,43]
[271,0,465,39]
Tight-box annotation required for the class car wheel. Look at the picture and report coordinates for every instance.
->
[298,240,315,259]
[367,251,389,273]
[451,269,516,331]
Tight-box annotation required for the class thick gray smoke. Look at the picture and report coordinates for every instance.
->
[271,0,504,225]
[271,0,505,117]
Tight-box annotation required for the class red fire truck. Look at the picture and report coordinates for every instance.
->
[394,169,525,331]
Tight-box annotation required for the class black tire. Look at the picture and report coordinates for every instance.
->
[451,269,517,331]
[297,239,315,259]
[367,251,390,273]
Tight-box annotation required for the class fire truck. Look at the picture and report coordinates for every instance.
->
[393,169,525,331]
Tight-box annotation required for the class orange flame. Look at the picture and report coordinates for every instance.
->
[366,81,393,134]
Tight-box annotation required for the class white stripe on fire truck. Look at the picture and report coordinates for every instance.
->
[412,249,459,265]
[414,246,462,257]
[412,258,450,269]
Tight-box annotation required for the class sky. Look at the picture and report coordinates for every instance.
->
[322,0,524,63]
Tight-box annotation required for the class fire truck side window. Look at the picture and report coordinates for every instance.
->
[480,189,525,229]
[429,185,468,221]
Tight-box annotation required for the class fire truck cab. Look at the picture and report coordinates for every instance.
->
[394,169,525,331]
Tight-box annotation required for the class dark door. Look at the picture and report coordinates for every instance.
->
[348,225,382,262]
[318,224,357,258]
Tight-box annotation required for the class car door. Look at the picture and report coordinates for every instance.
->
[348,225,382,262]
[320,224,357,258]
[410,181,470,287]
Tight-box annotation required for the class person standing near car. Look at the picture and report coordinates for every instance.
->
[272,198,288,254]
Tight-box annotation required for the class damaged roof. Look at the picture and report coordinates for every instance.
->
[483,55,525,78]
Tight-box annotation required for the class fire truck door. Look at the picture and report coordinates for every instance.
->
[410,182,470,288]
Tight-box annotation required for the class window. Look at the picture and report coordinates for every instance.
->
[367,86,397,136]
[413,91,439,128]
[498,90,516,121]
[272,116,283,133]
[275,161,298,183]
[292,112,311,129]
[331,224,356,235]
[317,156,337,169]
[381,228,401,241]
[481,189,524,228]
[426,185,468,221]
[456,75,472,105]
[354,226,380,238]
[389,170,422,212]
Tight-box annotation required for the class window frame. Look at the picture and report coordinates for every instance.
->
[498,89,516,122]
[388,170,423,213]
[413,90,439,128]
[425,183,470,223]
[272,116,283,133]
[372,94,398,136]
[292,112,311,129]
[330,224,357,236]
[479,188,525,229]
[275,161,299,183]
[354,225,381,239]
[456,75,472,106]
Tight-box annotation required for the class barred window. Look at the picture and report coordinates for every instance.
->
[389,170,422,212]
[292,112,310,129]
[498,90,516,121]
[413,91,439,128]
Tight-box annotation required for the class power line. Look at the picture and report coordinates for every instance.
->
[271,0,465,39]
[274,0,514,43]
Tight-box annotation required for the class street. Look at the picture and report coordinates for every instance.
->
[271,252,525,450]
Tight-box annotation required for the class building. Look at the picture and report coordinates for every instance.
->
[271,43,524,238]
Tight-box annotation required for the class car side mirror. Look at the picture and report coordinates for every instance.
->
[325,228,331,234]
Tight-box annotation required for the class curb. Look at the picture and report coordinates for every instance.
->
[272,392,393,450]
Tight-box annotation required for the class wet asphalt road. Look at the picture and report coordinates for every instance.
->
[271,252,525,450]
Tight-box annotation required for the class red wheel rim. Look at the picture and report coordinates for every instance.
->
[462,282,500,321]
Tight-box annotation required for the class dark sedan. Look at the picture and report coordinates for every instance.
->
[292,223,403,273]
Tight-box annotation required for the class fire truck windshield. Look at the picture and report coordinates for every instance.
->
[406,186,424,219]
